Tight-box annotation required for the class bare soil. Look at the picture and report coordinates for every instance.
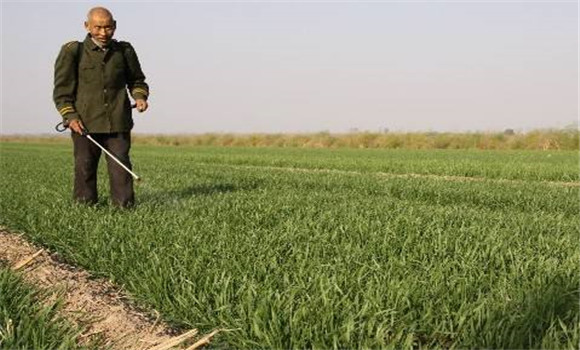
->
[0,228,215,350]
[203,163,580,187]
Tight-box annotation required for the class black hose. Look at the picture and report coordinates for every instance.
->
[55,121,68,132]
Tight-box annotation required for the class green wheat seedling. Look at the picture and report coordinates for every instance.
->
[0,267,100,349]
[1,143,578,348]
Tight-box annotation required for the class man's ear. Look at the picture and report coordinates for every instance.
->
[113,20,117,29]
[84,21,89,30]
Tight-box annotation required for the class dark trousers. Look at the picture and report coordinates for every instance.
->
[72,132,134,207]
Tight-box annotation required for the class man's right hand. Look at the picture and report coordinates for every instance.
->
[68,119,85,135]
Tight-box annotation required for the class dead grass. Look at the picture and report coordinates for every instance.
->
[1,129,578,150]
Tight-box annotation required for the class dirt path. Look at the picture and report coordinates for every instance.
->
[0,228,219,350]
[200,163,580,187]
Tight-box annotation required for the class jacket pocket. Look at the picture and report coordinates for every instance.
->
[79,65,96,84]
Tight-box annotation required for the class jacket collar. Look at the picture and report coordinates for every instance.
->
[84,33,118,51]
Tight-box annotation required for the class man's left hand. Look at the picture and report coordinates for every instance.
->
[135,99,148,113]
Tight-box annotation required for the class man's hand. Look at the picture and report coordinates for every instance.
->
[135,99,148,113]
[68,119,85,134]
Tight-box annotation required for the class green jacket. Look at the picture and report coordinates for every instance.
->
[53,34,149,133]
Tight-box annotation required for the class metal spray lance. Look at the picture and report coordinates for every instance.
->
[54,104,142,181]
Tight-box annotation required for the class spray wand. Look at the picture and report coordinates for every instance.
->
[54,104,141,181]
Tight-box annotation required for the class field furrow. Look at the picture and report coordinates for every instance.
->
[1,143,578,348]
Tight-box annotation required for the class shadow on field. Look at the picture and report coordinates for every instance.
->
[473,273,579,348]
[178,183,239,196]
[139,182,260,203]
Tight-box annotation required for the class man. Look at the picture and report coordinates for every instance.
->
[53,7,149,208]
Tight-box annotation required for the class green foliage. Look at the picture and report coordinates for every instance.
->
[0,143,578,348]
[0,268,98,350]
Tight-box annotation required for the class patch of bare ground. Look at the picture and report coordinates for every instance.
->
[202,163,580,187]
[0,228,221,350]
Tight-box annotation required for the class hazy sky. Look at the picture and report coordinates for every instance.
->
[1,1,578,134]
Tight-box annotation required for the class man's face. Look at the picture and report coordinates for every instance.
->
[85,12,116,45]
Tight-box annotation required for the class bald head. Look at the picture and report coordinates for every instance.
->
[87,7,114,22]
[85,7,116,46]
